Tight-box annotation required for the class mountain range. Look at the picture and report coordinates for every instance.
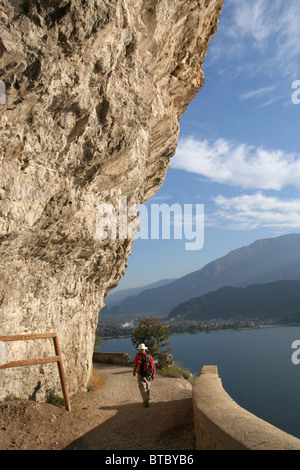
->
[101,233,300,320]
[168,280,300,323]
[104,278,176,307]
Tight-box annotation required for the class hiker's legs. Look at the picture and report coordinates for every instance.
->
[137,376,151,405]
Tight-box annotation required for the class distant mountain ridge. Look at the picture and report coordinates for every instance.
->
[101,233,300,319]
[104,279,176,307]
[168,280,300,323]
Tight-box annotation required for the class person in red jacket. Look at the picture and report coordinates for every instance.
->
[133,343,155,407]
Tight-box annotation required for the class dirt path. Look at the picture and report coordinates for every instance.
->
[0,364,196,450]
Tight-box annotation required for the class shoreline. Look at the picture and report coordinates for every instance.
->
[98,322,295,341]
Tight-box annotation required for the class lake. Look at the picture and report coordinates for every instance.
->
[98,326,300,439]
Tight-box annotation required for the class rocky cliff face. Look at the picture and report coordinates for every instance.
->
[0,0,223,399]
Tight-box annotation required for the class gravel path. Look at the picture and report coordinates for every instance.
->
[0,363,196,450]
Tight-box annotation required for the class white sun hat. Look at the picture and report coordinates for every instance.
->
[137,343,148,350]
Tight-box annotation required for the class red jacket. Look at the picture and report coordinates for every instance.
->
[134,351,155,376]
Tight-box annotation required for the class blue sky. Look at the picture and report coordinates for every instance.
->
[114,0,300,291]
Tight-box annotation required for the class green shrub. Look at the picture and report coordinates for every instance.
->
[159,363,194,384]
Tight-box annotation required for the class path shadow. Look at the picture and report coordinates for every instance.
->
[63,398,195,450]
[110,370,133,375]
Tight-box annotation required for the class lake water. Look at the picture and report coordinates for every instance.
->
[98,326,300,439]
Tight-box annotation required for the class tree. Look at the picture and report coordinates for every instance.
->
[94,334,102,351]
[131,316,171,358]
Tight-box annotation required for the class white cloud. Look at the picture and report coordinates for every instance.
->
[172,136,300,191]
[210,0,300,79]
[240,85,276,100]
[240,86,276,101]
[209,192,300,230]
[232,0,275,46]
[149,194,173,202]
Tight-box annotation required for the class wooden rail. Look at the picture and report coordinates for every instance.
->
[0,333,71,411]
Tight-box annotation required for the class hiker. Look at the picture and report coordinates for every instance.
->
[133,343,155,407]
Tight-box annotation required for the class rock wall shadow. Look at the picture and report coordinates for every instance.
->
[63,398,195,450]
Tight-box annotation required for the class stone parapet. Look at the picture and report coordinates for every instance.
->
[93,352,130,365]
[157,353,174,369]
[193,366,300,450]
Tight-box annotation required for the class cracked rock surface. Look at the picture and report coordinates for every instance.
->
[0,0,223,398]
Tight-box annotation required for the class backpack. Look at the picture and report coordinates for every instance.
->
[139,353,152,378]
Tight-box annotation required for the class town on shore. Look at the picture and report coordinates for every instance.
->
[96,317,284,340]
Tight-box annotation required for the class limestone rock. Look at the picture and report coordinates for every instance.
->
[0,0,223,399]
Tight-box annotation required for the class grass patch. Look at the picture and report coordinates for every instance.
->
[45,389,65,407]
[159,362,194,384]
[87,366,106,391]
[4,393,24,402]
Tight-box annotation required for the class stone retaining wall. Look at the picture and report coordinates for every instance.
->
[93,351,174,368]
[93,352,130,365]
[193,366,300,450]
